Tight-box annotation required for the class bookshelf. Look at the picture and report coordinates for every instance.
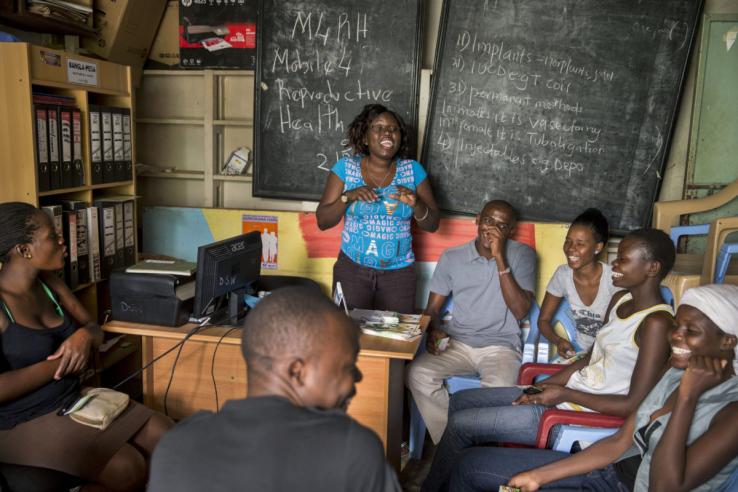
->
[0,42,137,319]
[135,69,315,212]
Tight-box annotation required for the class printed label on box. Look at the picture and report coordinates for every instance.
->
[67,59,98,86]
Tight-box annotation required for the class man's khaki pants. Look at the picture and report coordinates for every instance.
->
[406,339,521,443]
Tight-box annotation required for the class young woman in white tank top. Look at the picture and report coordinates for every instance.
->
[517,230,676,417]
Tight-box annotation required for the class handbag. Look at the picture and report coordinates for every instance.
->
[66,388,129,430]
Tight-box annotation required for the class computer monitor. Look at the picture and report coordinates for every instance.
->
[193,231,261,325]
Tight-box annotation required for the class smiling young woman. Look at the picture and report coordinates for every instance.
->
[316,104,440,314]
[538,208,621,358]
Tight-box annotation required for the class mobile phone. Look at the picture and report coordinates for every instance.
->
[499,486,521,492]
[523,385,544,395]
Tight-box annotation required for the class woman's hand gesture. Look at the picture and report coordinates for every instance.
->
[346,186,379,203]
[389,185,418,208]
[678,356,730,400]
[47,328,94,379]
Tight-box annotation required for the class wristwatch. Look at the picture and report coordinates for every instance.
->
[340,193,349,203]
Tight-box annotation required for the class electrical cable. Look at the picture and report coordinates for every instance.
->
[111,321,213,405]
[210,327,238,411]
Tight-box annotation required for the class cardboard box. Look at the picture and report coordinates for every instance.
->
[82,0,168,85]
[178,0,256,69]
[147,0,179,69]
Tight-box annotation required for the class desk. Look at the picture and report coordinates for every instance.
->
[103,317,426,470]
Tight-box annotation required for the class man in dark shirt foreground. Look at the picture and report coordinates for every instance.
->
[149,286,400,492]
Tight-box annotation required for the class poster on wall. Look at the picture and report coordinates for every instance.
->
[242,214,278,269]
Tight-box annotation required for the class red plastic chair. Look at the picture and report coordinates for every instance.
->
[518,362,625,451]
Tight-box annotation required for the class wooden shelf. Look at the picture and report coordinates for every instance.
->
[38,185,89,197]
[138,170,205,180]
[90,181,136,190]
[214,119,252,127]
[0,42,137,323]
[213,174,253,182]
[30,80,130,97]
[136,70,256,208]
[73,282,94,293]
[0,8,95,37]
[137,118,205,126]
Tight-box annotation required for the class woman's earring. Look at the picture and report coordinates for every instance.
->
[24,253,32,259]
[595,250,600,255]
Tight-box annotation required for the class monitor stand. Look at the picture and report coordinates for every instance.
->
[204,288,247,327]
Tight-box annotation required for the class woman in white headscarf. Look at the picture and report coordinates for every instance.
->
[451,284,738,492]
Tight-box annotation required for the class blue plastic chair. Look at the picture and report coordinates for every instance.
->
[549,425,618,452]
[667,220,738,285]
[715,242,738,284]
[669,223,710,247]
[660,284,674,307]
[408,298,579,459]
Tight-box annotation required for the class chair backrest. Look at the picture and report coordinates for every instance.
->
[653,178,738,287]
[523,298,581,363]
[523,302,543,363]
[652,178,738,234]
[553,297,580,353]
[660,285,674,307]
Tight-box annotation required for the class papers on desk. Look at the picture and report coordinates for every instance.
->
[349,309,423,342]
[126,259,196,276]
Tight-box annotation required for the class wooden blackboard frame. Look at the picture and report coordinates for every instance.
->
[422,0,703,233]
[253,0,424,202]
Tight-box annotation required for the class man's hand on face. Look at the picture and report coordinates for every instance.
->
[484,225,507,259]
[477,203,515,259]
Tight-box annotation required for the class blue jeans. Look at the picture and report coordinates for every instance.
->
[450,447,630,491]
[422,387,547,492]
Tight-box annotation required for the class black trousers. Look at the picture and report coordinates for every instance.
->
[332,251,417,314]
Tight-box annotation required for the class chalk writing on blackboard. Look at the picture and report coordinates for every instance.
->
[254,0,421,200]
[423,0,701,231]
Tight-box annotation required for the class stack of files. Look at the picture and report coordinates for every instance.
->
[94,197,137,279]
[57,200,91,288]
[33,92,84,191]
[88,106,133,184]
[47,200,101,289]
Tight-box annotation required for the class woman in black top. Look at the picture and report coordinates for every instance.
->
[0,202,172,491]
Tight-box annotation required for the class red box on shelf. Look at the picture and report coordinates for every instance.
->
[178,0,256,69]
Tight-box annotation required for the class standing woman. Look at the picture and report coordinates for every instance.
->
[539,208,622,358]
[0,202,172,491]
[317,104,439,314]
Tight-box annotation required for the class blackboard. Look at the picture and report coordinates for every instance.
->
[253,0,422,201]
[422,0,702,232]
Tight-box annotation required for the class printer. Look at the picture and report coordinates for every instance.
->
[110,271,194,326]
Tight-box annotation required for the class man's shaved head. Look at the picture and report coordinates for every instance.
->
[242,286,355,371]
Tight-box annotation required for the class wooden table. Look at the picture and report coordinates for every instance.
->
[103,317,426,470]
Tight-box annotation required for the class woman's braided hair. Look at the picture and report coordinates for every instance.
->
[0,202,41,264]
